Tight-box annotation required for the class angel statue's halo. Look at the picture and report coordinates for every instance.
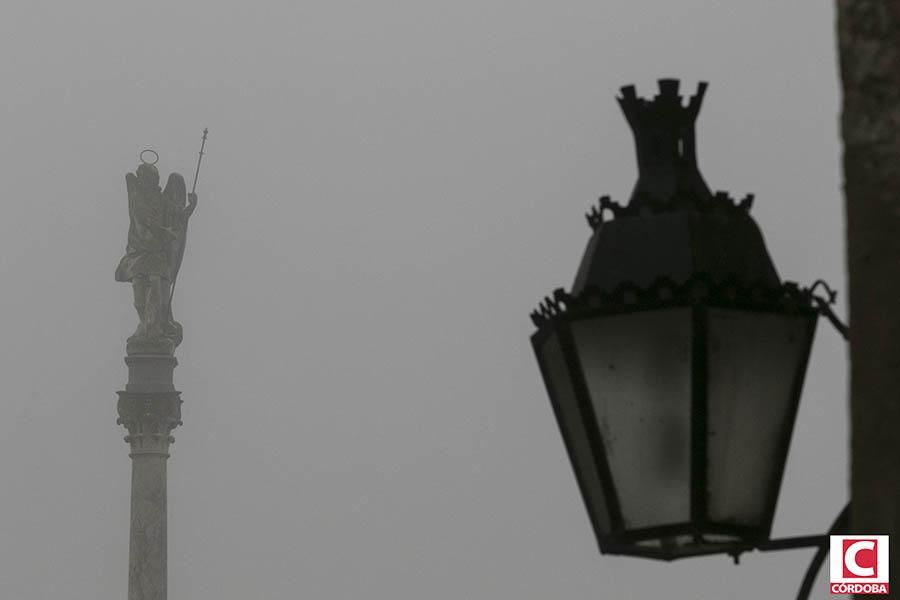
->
[140,149,159,165]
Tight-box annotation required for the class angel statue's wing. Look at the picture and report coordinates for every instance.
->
[162,173,187,218]
[124,172,139,229]
[162,172,189,287]
[126,171,138,200]
[115,172,142,282]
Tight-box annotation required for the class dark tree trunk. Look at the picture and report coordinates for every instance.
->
[837,2,900,596]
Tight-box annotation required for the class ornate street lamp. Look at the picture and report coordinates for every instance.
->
[529,80,845,578]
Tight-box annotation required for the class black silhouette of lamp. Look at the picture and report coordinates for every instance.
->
[529,81,846,587]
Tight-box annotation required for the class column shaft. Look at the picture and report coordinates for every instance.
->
[129,454,168,600]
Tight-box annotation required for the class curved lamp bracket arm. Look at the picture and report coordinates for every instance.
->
[805,279,849,341]
[794,503,851,600]
[730,503,849,599]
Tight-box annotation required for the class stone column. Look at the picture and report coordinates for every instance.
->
[117,354,182,600]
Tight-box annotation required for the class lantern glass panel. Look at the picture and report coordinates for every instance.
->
[535,330,611,534]
[706,309,814,527]
[571,308,692,530]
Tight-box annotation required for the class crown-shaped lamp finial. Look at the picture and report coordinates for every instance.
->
[617,79,711,206]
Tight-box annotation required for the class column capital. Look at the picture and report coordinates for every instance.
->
[117,391,182,456]
[117,353,182,457]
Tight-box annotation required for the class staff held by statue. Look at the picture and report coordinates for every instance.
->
[169,128,208,315]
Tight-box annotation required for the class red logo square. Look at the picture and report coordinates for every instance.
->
[842,538,879,579]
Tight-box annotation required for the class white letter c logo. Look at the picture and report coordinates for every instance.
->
[845,540,876,577]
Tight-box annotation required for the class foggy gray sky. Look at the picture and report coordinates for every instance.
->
[0,1,847,598]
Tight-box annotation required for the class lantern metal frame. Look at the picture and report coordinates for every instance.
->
[532,275,827,560]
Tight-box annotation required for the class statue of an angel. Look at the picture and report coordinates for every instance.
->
[116,153,197,355]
